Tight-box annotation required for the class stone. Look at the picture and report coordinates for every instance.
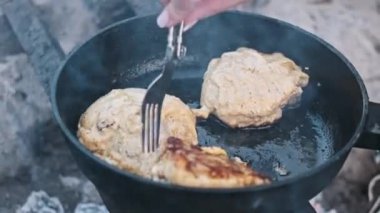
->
[80,181,103,204]
[59,175,102,204]
[74,203,109,213]
[338,149,380,185]
[2,0,65,93]
[59,176,82,190]
[310,194,337,213]
[82,0,135,28]
[32,0,98,53]
[124,0,163,15]
[239,0,380,102]
[0,12,23,58]
[0,54,50,182]
[16,191,64,213]
[322,149,380,212]
[322,176,370,213]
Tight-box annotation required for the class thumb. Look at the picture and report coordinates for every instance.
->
[157,0,198,28]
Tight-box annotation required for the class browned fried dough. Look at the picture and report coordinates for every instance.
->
[194,47,309,128]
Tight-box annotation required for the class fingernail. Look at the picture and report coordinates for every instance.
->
[184,20,198,32]
[157,10,170,28]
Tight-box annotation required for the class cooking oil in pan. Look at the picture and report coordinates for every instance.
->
[168,77,336,181]
[127,66,336,182]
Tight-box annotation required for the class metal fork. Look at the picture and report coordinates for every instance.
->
[141,21,186,153]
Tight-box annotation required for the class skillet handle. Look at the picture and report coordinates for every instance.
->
[354,102,380,150]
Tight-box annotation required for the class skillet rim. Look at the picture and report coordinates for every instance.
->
[51,11,369,193]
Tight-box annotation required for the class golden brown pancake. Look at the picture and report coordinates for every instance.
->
[152,137,270,188]
[78,88,270,188]
[77,88,198,176]
[194,47,309,128]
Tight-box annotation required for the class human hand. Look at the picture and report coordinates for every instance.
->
[157,0,248,30]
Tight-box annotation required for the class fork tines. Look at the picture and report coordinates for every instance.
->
[141,21,185,153]
[142,103,161,153]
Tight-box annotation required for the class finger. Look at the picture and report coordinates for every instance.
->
[183,19,198,32]
[160,0,170,6]
[185,0,247,24]
[157,0,197,28]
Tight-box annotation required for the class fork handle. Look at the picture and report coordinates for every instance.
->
[160,59,176,90]
[166,21,186,60]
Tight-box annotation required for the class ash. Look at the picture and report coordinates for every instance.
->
[0,0,379,212]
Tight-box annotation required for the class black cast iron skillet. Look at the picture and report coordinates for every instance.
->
[4,3,380,212]
[51,12,380,213]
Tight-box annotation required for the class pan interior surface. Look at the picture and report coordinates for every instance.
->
[55,13,365,184]
[127,64,336,181]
